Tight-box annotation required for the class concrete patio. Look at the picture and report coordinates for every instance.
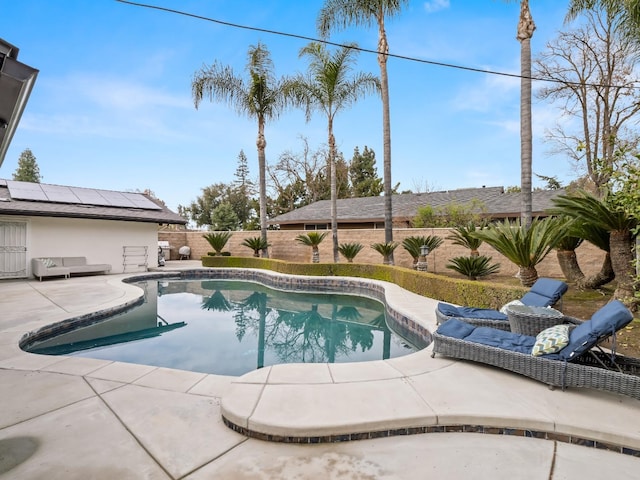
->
[1,262,639,479]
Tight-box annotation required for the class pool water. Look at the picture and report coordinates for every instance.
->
[26,279,419,376]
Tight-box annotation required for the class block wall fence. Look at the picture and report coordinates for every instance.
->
[158,228,606,279]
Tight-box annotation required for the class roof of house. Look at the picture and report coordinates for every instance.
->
[268,186,565,225]
[0,179,187,225]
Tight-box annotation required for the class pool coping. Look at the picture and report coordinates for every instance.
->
[8,267,640,458]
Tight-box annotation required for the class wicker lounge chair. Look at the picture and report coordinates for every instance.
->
[435,278,568,331]
[431,300,640,399]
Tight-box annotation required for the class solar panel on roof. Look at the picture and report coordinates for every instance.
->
[7,181,163,210]
[41,184,81,203]
[6,180,47,201]
[98,190,137,208]
[70,187,109,204]
[122,192,161,210]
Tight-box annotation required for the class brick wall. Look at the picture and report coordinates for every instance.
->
[158,228,606,278]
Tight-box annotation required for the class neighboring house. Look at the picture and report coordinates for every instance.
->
[268,186,565,230]
[0,179,186,279]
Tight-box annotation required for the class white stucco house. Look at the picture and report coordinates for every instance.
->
[0,179,187,279]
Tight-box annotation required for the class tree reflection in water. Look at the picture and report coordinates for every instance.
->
[200,282,404,367]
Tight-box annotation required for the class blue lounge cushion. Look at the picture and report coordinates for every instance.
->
[520,278,568,307]
[435,317,476,339]
[436,318,536,354]
[558,300,633,361]
[437,302,507,321]
[465,327,536,354]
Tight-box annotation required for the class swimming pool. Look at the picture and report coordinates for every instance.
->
[25,277,424,376]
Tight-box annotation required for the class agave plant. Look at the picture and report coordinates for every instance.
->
[241,236,271,257]
[446,222,485,256]
[203,231,233,255]
[296,231,328,263]
[401,235,443,268]
[338,242,364,262]
[371,241,399,265]
[471,217,564,287]
[446,255,500,281]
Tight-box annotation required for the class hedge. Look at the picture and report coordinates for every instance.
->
[200,256,527,309]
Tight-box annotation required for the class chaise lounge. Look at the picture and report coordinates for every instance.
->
[431,300,640,399]
[435,277,569,331]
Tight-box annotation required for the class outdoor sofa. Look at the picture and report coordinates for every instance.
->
[431,300,640,399]
[32,257,112,281]
[435,278,569,331]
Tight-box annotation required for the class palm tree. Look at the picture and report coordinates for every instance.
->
[371,241,398,265]
[567,0,640,40]
[401,235,443,268]
[287,42,379,263]
[241,236,271,257]
[296,231,329,263]
[338,242,364,262]
[446,256,501,281]
[192,42,288,258]
[516,0,536,226]
[318,0,410,264]
[550,192,637,304]
[472,218,563,287]
[202,231,233,255]
[446,223,485,257]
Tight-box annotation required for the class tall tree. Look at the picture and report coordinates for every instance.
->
[13,148,41,183]
[516,0,536,226]
[567,0,640,40]
[192,42,288,256]
[232,150,257,229]
[350,146,383,197]
[287,42,379,262]
[268,137,330,214]
[536,6,640,196]
[318,0,409,262]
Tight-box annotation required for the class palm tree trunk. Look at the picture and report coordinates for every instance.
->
[517,0,535,227]
[556,249,585,283]
[377,12,394,263]
[257,116,269,258]
[609,229,636,305]
[328,121,339,263]
[577,252,615,289]
[519,265,538,287]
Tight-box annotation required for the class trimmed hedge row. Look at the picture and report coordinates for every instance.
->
[200,256,527,309]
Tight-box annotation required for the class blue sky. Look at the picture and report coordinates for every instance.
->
[2,0,577,212]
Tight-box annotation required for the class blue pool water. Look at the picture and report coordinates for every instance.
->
[26,279,419,376]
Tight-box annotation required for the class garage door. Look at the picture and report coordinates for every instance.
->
[0,221,27,278]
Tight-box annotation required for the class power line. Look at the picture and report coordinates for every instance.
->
[115,0,637,89]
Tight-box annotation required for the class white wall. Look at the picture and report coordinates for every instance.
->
[25,216,159,275]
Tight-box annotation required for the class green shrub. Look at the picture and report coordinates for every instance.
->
[446,255,500,281]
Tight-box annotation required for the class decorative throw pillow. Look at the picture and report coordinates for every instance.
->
[41,258,56,268]
[500,299,524,314]
[531,324,570,357]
